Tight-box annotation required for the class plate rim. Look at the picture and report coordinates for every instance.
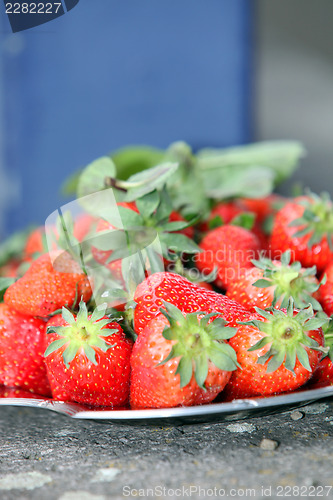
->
[0,385,332,420]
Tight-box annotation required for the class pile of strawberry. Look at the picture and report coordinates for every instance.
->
[1,140,333,409]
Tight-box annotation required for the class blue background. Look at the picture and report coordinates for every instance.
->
[0,0,252,235]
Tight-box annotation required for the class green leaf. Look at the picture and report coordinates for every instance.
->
[197,141,305,184]
[44,338,68,358]
[136,190,160,219]
[266,350,285,373]
[176,356,193,388]
[252,279,272,289]
[62,307,76,325]
[194,353,209,389]
[76,301,88,323]
[208,215,224,230]
[117,206,143,229]
[160,301,186,326]
[62,344,79,367]
[90,307,107,323]
[111,145,164,180]
[296,344,312,372]
[230,212,255,231]
[123,162,179,201]
[207,348,237,372]
[77,156,117,199]
[159,233,201,255]
[83,345,97,365]
[203,165,275,200]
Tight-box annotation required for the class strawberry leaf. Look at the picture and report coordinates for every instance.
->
[77,156,117,199]
[123,162,179,201]
[135,190,160,219]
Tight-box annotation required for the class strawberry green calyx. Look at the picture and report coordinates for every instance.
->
[45,301,117,367]
[289,191,333,250]
[252,250,323,310]
[158,302,239,389]
[242,299,329,375]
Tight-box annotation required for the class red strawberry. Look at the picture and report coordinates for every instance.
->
[310,357,333,387]
[309,314,333,387]
[130,303,238,408]
[240,194,286,224]
[270,193,333,272]
[0,387,48,399]
[195,224,260,289]
[44,302,133,406]
[133,272,251,335]
[199,201,244,232]
[24,227,46,260]
[24,216,96,262]
[4,251,92,317]
[224,301,327,400]
[0,303,51,396]
[227,251,322,313]
[318,261,333,316]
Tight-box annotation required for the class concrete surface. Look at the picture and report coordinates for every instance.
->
[0,400,333,499]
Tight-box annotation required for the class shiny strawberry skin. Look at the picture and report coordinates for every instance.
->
[270,200,333,272]
[130,314,231,409]
[196,225,260,289]
[319,262,333,316]
[226,267,275,312]
[0,303,51,396]
[45,314,133,406]
[224,316,324,400]
[309,356,333,387]
[4,252,92,317]
[133,272,251,334]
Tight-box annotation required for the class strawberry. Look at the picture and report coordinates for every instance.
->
[0,303,51,396]
[318,261,333,316]
[199,201,243,232]
[24,227,46,260]
[240,194,286,224]
[130,303,238,408]
[270,193,333,272]
[133,272,251,334]
[44,301,133,406]
[195,224,260,289]
[4,251,92,317]
[227,251,322,312]
[25,215,96,262]
[309,314,333,387]
[223,301,327,400]
[310,356,333,387]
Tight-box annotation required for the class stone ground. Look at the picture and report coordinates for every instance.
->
[0,401,333,500]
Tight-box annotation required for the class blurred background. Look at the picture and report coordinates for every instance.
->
[0,0,332,237]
